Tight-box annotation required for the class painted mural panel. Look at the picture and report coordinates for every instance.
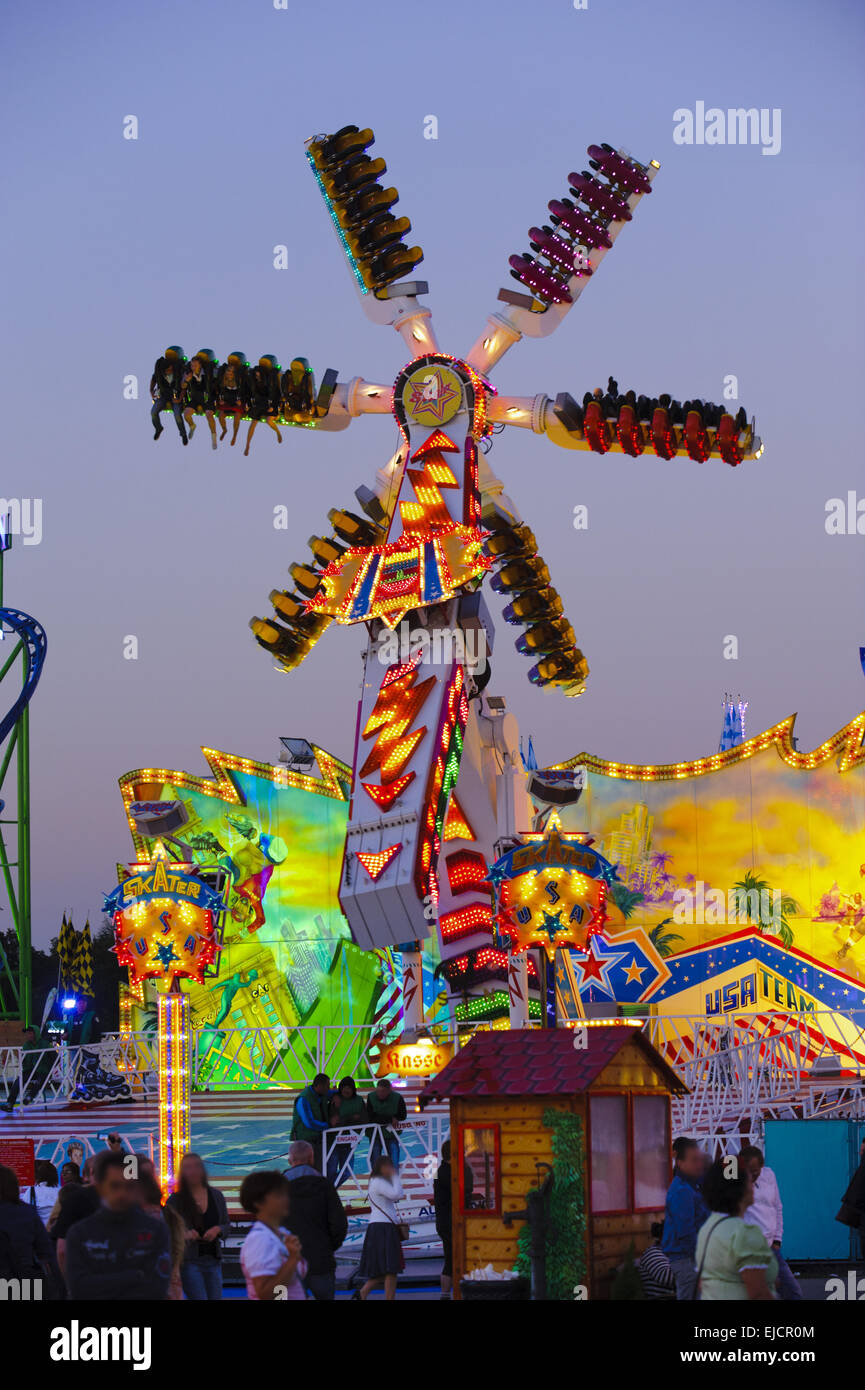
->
[552,714,865,985]
[117,747,407,1085]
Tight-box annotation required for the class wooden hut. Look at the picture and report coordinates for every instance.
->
[419,1022,687,1298]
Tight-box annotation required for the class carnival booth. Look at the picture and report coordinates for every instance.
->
[419,1022,686,1299]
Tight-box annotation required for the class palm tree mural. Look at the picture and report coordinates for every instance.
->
[609,884,646,919]
[648,919,684,958]
[732,870,799,949]
[139,1000,158,1036]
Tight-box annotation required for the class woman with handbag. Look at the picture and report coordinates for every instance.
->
[354,1156,406,1301]
[694,1159,777,1301]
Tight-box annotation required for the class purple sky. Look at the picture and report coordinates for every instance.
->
[3,0,863,946]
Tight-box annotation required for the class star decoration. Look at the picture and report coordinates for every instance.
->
[485,861,511,890]
[153,941,180,968]
[539,908,565,944]
[406,369,460,422]
[571,937,631,996]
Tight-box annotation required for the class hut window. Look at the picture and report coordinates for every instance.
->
[459,1125,501,1215]
[589,1095,629,1212]
[632,1095,670,1209]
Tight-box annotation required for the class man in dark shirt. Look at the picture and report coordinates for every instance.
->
[65,1151,171,1301]
[282,1140,348,1300]
[150,347,188,444]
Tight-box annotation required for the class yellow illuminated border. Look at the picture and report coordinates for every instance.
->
[553,712,865,782]
[119,743,350,859]
[157,992,190,1196]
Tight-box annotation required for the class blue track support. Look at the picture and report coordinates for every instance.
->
[0,608,46,745]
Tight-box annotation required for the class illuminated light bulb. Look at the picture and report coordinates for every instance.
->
[356,843,402,880]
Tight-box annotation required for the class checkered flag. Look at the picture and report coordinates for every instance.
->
[57,913,76,990]
[71,919,95,997]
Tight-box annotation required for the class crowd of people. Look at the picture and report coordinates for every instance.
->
[0,1070,446,1303]
[637,1135,865,1301]
[150,348,321,455]
[583,376,748,431]
[5,1079,863,1302]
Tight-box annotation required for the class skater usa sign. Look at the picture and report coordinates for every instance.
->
[106,857,224,990]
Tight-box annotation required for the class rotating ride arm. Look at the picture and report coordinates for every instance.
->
[464,144,659,376]
[306,125,439,356]
[488,389,762,464]
[460,142,761,696]
[463,143,761,461]
[476,467,589,698]
[250,122,442,670]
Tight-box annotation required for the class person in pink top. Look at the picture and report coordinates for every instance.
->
[239,1170,307,1301]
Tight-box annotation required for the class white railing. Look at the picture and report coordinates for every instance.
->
[0,1041,143,1110]
[6,1011,865,1125]
[643,1010,865,1148]
[321,1113,450,1214]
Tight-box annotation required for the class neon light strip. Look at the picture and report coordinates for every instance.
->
[306,153,369,296]
[554,713,865,782]
[158,993,190,1197]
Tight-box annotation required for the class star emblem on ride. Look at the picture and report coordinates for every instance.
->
[405,367,461,424]
[559,935,631,999]
[540,907,565,945]
[153,941,180,968]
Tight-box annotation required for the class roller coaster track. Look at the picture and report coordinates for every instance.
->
[0,602,46,1023]
[0,609,47,744]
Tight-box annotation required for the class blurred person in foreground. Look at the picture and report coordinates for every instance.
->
[661,1137,709,1299]
[65,1151,171,1301]
[239,1170,307,1301]
[167,1152,230,1300]
[0,1163,63,1297]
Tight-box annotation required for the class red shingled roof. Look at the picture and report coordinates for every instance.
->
[419,1024,687,1101]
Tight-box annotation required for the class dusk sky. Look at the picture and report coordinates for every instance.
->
[3,0,863,947]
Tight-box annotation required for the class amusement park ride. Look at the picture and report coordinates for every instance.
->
[229,124,762,1032]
